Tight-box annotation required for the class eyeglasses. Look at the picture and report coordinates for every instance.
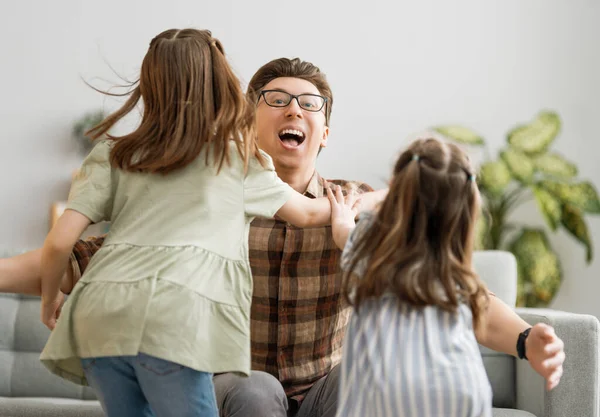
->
[258,90,328,113]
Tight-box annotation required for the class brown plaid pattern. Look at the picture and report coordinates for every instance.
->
[70,235,105,285]
[70,172,373,404]
[248,173,372,402]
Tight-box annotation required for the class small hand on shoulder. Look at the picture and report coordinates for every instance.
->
[325,181,364,249]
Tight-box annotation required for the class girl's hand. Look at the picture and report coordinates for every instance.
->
[326,182,360,249]
[526,323,565,390]
[41,292,64,330]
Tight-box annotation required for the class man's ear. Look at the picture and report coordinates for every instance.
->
[320,125,329,148]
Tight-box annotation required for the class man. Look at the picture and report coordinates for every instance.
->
[0,58,564,417]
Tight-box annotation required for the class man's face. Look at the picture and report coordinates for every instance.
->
[255,77,329,171]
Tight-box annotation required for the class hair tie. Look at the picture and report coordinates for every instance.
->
[412,154,420,162]
[469,174,476,182]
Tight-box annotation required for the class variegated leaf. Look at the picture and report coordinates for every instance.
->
[533,186,562,231]
[501,148,535,184]
[541,180,600,214]
[509,228,562,308]
[433,126,485,145]
[478,160,513,196]
[507,111,561,154]
[534,153,577,179]
[561,204,593,263]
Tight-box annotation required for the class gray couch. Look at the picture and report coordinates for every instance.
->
[0,250,598,416]
[475,251,600,417]
[0,291,103,417]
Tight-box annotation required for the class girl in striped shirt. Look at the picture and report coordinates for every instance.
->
[327,137,492,417]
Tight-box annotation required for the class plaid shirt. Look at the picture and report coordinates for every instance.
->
[70,171,373,403]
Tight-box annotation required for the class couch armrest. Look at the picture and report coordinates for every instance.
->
[515,308,599,417]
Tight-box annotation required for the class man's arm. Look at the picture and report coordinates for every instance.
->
[0,236,106,296]
[0,249,46,295]
[0,248,80,296]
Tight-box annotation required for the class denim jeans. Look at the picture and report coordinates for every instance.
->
[81,353,218,417]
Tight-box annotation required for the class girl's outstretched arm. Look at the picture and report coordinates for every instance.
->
[476,295,565,391]
[276,184,387,229]
[40,209,91,329]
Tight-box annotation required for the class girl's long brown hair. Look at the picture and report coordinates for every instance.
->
[87,28,263,174]
[344,138,489,330]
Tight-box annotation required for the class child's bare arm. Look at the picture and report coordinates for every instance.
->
[275,193,334,228]
[276,184,387,229]
[41,209,91,329]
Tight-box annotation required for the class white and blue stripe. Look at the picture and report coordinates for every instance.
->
[336,212,492,417]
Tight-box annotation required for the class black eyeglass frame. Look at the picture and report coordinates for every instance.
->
[257,89,328,113]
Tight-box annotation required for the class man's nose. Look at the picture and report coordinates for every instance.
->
[284,97,303,118]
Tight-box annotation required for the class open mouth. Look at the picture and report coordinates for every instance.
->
[278,129,306,148]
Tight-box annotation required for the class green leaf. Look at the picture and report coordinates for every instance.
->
[509,228,562,307]
[433,126,485,145]
[540,180,600,214]
[561,204,593,263]
[478,160,513,196]
[533,186,562,231]
[73,110,105,139]
[534,153,578,179]
[507,111,561,154]
[474,210,490,250]
[500,148,535,183]
[73,109,106,155]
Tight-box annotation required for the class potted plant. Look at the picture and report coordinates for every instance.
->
[72,109,105,156]
[434,111,600,307]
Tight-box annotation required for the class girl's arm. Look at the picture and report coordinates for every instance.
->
[476,294,565,391]
[40,209,91,329]
[275,184,387,229]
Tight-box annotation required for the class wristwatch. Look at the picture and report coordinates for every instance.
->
[517,327,532,360]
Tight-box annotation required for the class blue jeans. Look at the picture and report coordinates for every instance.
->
[81,353,218,417]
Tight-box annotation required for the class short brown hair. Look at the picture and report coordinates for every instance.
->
[87,28,261,174]
[344,138,489,331]
[247,57,333,126]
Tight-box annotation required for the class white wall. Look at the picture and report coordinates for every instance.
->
[1,1,599,315]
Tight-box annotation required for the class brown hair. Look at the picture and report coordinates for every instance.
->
[87,28,262,174]
[246,57,333,126]
[344,138,489,330]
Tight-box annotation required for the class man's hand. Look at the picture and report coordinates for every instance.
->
[525,323,565,390]
[41,292,65,330]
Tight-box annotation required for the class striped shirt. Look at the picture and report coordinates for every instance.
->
[336,212,492,417]
[70,171,373,403]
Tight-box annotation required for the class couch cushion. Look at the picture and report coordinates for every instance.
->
[473,251,517,307]
[473,251,519,409]
[493,407,537,417]
[0,397,103,417]
[482,346,516,408]
[0,293,95,400]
